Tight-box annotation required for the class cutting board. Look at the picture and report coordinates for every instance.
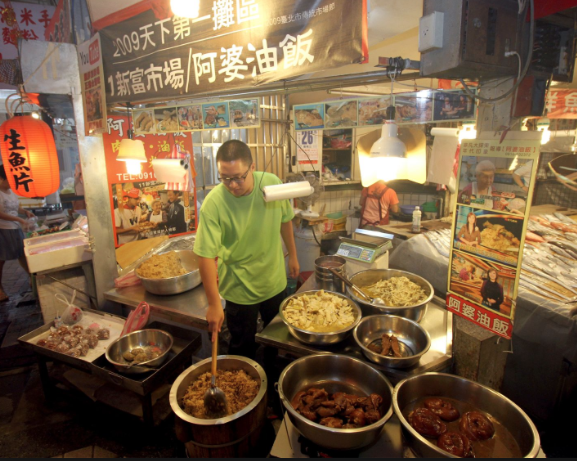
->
[115,236,168,269]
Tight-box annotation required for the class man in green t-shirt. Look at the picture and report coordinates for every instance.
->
[194,140,299,359]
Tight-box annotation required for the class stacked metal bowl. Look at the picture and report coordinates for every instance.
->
[135,250,202,295]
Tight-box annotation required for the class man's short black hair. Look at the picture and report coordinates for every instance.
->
[216,140,253,166]
[0,164,6,181]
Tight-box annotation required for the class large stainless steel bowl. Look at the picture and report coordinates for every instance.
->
[135,250,202,295]
[278,354,394,451]
[105,328,173,374]
[353,315,431,368]
[347,269,434,322]
[170,355,267,425]
[279,290,362,345]
[393,373,541,458]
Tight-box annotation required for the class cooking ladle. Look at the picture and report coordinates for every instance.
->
[203,332,228,418]
[329,268,386,306]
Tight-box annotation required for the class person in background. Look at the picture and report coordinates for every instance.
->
[166,190,187,235]
[0,164,35,303]
[457,212,482,247]
[194,140,299,360]
[459,264,476,282]
[114,188,142,245]
[480,268,504,312]
[513,162,532,194]
[359,180,400,228]
[458,160,497,209]
[72,162,86,211]
[144,199,167,234]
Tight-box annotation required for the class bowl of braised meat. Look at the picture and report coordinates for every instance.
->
[393,372,541,458]
[353,315,431,368]
[277,354,394,450]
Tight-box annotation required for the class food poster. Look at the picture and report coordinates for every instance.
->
[103,115,197,248]
[229,99,260,129]
[133,109,155,135]
[433,90,476,122]
[177,105,203,131]
[395,91,433,124]
[358,96,391,126]
[447,134,541,339]
[325,100,358,128]
[154,107,180,133]
[202,103,230,129]
[294,104,325,130]
[77,33,107,136]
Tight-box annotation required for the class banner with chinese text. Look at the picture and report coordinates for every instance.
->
[99,0,366,104]
[78,33,107,136]
[103,116,197,248]
[447,133,540,339]
[545,89,577,119]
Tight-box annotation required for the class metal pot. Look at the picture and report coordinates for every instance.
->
[105,329,173,374]
[314,255,347,293]
[347,269,434,322]
[353,315,431,369]
[279,290,362,346]
[135,250,202,295]
[393,373,541,458]
[278,354,394,451]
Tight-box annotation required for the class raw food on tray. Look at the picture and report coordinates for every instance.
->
[283,290,356,332]
[137,251,187,279]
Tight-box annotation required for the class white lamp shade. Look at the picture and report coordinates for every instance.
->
[369,122,407,158]
[171,0,200,18]
[116,139,147,163]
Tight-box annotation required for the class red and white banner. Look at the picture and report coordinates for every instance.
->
[545,89,577,119]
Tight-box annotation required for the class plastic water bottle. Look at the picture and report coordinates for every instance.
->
[412,206,422,233]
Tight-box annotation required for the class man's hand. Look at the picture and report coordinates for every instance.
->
[206,303,224,343]
[24,209,34,218]
[288,254,300,279]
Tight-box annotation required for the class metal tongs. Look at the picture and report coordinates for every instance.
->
[120,301,150,337]
[329,268,386,305]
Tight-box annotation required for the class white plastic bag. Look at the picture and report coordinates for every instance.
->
[55,290,83,325]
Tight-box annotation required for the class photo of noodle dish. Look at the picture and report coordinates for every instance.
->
[282,290,357,333]
[361,276,428,307]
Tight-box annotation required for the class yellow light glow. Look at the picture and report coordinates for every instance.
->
[125,160,142,175]
[458,124,477,143]
[170,0,200,18]
[31,112,40,119]
[540,127,551,145]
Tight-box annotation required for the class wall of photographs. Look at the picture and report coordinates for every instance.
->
[293,89,477,131]
[132,99,260,135]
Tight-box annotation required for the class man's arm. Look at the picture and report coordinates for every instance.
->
[198,256,224,342]
[281,220,299,279]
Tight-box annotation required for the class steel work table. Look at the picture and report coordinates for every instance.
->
[255,276,453,384]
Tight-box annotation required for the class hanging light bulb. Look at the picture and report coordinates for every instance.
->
[170,0,200,18]
[537,118,550,145]
[458,121,477,143]
[116,102,147,174]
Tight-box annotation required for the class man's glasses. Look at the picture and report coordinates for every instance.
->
[218,164,252,185]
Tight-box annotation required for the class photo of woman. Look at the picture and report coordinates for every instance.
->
[481,268,504,312]
[457,212,482,247]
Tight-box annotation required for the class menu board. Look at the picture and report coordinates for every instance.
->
[446,133,541,339]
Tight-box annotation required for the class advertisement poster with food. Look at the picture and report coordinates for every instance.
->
[433,90,476,122]
[295,104,325,130]
[447,134,540,339]
[394,92,433,124]
[133,109,155,135]
[77,33,107,136]
[102,115,197,248]
[325,100,358,128]
[358,97,391,126]
[202,103,230,129]
[177,105,203,131]
[229,99,260,129]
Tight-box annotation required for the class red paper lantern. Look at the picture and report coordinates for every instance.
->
[0,115,60,198]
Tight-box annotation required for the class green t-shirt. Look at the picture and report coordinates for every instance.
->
[194,172,295,304]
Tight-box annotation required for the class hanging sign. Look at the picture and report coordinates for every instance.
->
[99,0,366,104]
[77,33,107,136]
[446,133,541,339]
[545,89,577,119]
[296,130,320,165]
[103,115,197,247]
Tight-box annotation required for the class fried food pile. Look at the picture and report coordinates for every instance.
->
[182,370,260,419]
[283,290,356,332]
[122,345,163,364]
[291,387,384,428]
[361,276,428,307]
[481,222,520,253]
[36,325,110,358]
[367,334,403,357]
[137,251,188,279]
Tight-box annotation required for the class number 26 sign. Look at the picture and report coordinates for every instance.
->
[297,130,320,165]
